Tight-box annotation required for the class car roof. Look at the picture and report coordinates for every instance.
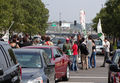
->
[0,41,9,45]
[115,49,120,52]
[13,48,44,54]
[23,45,58,48]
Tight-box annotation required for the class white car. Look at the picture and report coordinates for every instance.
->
[94,39,104,55]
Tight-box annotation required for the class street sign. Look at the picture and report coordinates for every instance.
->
[51,23,56,27]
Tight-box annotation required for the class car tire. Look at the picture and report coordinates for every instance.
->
[62,66,70,81]
[108,71,111,83]
[47,79,49,83]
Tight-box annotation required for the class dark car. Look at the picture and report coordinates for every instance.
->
[23,45,71,81]
[13,49,55,83]
[106,49,120,83]
[51,37,66,49]
[0,41,21,83]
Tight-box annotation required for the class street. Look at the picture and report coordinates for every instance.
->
[59,55,109,83]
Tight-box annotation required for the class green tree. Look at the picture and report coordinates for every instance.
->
[0,0,49,35]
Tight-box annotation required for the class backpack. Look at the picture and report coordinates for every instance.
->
[81,43,89,55]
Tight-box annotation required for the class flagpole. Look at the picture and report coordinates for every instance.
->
[8,21,14,31]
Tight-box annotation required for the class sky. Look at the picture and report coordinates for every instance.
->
[42,0,106,23]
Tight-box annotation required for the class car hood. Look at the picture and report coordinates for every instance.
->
[21,68,43,82]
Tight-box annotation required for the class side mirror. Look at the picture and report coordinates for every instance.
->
[0,68,3,76]
[106,60,112,64]
[55,54,61,58]
[110,65,120,72]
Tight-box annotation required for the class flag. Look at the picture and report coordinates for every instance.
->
[2,30,9,42]
[80,10,87,38]
[97,19,104,40]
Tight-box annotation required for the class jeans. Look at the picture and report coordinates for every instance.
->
[88,56,92,68]
[72,55,77,71]
[90,52,96,68]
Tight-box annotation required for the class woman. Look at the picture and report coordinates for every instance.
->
[72,41,78,71]
[10,38,20,48]
[90,39,96,68]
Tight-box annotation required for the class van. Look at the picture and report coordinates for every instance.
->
[0,41,21,83]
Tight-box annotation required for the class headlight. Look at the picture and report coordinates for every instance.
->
[28,77,43,83]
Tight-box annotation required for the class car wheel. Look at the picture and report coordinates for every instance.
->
[108,72,111,83]
[47,79,49,83]
[63,66,70,81]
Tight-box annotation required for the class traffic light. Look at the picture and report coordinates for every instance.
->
[59,21,62,26]
[74,20,77,26]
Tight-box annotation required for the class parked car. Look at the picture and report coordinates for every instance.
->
[51,37,66,49]
[23,45,71,81]
[0,41,21,83]
[106,49,120,83]
[94,39,104,55]
[13,49,55,83]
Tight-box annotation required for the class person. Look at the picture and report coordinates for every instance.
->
[41,36,46,45]
[80,37,89,70]
[57,40,63,49]
[101,37,110,67]
[32,38,40,45]
[86,35,93,68]
[10,38,20,48]
[63,38,72,55]
[44,36,53,46]
[90,39,96,68]
[72,41,78,71]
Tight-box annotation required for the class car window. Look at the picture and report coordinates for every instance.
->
[15,53,42,68]
[38,48,52,59]
[52,38,66,44]
[53,48,60,57]
[113,52,120,64]
[95,40,102,45]
[57,48,63,55]
[0,48,8,70]
[8,49,17,65]
[42,52,51,65]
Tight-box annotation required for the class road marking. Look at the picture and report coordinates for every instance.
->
[70,76,108,79]
[59,82,94,83]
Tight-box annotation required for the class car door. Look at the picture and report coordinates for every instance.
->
[57,48,69,73]
[52,48,64,79]
[42,52,55,82]
[112,52,120,83]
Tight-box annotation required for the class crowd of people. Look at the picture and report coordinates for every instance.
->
[7,33,111,71]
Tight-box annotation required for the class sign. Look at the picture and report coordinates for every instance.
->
[51,23,56,27]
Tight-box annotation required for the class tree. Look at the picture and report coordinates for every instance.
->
[0,0,49,35]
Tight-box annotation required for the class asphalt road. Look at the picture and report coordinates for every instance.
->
[59,55,110,83]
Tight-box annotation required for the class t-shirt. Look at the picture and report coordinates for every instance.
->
[72,44,78,55]
[104,41,110,52]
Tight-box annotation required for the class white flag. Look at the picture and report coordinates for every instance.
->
[97,18,104,40]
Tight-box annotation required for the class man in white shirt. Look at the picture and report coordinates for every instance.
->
[101,37,110,67]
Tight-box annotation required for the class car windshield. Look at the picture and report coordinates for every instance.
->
[15,53,42,68]
[38,48,52,59]
[52,38,66,44]
[95,40,102,45]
